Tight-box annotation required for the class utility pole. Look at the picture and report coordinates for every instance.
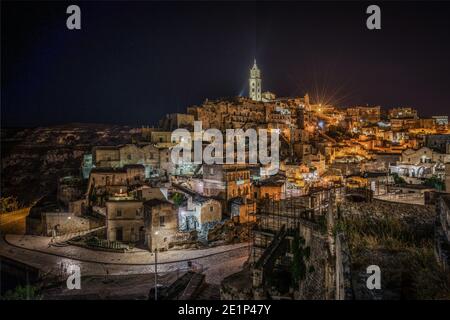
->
[154,231,159,301]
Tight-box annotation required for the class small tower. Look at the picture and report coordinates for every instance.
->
[249,59,262,101]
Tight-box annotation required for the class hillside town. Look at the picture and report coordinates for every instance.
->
[1,61,450,300]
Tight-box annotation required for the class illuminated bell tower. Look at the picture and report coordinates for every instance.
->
[249,59,262,101]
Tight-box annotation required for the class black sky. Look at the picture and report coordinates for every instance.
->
[2,1,450,127]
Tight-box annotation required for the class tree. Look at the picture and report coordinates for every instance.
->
[423,175,445,191]
[171,192,185,207]
[392,173,406,185]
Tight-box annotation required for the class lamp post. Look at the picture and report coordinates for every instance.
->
[154,230,159,301]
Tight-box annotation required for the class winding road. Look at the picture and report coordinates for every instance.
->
[0,234,250,284]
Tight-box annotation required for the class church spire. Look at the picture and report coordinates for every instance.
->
[249,59,262,101]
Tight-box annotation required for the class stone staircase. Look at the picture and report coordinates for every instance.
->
[179,272,205,300]
[195,283,220,300]
[151,271,204,300]
[51,226,106,246]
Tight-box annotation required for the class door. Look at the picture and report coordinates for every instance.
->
[139,227,145,242]
[116,228,123,241]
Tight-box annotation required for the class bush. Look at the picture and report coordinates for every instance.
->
[1,285,41,300]
[0,196,20,213]
[171,192,185,207]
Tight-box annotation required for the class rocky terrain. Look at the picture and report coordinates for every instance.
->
[339,199,450,299]
[1,123,139,206]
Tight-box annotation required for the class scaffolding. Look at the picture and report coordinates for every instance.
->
[252,187,339,264]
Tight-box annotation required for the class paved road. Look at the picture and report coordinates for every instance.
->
[0,235,250,282]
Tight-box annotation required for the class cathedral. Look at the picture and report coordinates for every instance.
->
[249,59,262,101]
[248,60,276,102]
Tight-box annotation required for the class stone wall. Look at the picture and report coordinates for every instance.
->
[43,212,101,236]
[0,208,30,235]
[339,199,435,225]
[296,224,332,300]
[446,163,450,192]
[335,233,354,300]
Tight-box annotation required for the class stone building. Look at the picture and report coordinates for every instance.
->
[93,144,160,177]
[249,59,262,101]
[262,91,276,102]
[390,118,437,131]
[105,197,144,243]
[178,196,222,232]
[88,165,145,188]
[388,107,418,119]
[27,194,102,236]
[57,176,84,208]
[159,113,195,131]
[158,147,174,177]
[87,165,146,205]
[362,171,393,196]
[150,131,174,145]
[202,164,253,201]
[253,174,287,200]
[390,147,450,180]
[345,106,381,124]
[425,134,450,154]
[186,95,308,133]
[229,197,256,223]
[131,185,168,202]
[432,115,449,129]
[143,199,178,251]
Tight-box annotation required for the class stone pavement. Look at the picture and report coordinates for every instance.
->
[3,234,249,265]
[0,235,250,281]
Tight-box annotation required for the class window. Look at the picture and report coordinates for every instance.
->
[159,216,165,227]
[127,154,132,160]
[116,209,122,217]
[210,206,214,212]
[210,168,214,175]
[159,137,163,142]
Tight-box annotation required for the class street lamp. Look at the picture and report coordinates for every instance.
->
[154,230,159,301]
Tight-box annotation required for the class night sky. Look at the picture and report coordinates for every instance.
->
[2,1,450,127]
